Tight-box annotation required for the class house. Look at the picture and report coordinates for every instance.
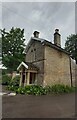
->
[17,29,76,87]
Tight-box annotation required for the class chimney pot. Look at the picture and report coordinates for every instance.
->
[55,29,59,33]
[33,31,40,38]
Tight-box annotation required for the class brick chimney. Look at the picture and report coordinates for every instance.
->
[33,31,40,38]
[54,29,61,47]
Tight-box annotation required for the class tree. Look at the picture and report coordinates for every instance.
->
[1,27,25,73]
[65,34,77,63]
[0,37,2,58]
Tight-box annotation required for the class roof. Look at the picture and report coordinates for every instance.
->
[25,62,38,70]
[25,37,70,55]
[17,61,38,71]
[42,40,70,55]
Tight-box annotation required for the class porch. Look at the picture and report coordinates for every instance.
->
[17,62,38,86]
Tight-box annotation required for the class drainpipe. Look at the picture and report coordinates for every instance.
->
[69,56,73,87]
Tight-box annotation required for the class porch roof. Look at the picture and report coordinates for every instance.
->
[17,61,38,71]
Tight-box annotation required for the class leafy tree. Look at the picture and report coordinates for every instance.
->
[1,27,25,73]
[65,34,77,63]
[0,37,2,59]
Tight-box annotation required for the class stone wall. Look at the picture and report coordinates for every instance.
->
[25,40,44,85]
[26,40,44,62]
[25,39,76,87]
[71,59,76,86]
[44,45,71,86]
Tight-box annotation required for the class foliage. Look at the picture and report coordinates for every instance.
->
[7,85,19,91]
[2,74,11,85]
[10,75,20,86]
[7,84,76,95]
[0,37,2,61]
[1,27,25,72]
[10,85,47,95]
[50,84,75,94]
[65,34,77,62]
[2,69,8,75]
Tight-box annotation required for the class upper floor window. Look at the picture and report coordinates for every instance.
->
[31,48,36,61]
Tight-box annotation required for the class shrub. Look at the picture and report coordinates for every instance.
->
[2,75,11,85]
[13,85,47,95]
[7,84,76,95]
[50,84,75,94]
[2,69,8,75]
[24,85,47,95]
[16,87,26,94]
[7,85,19,92]
[10,76,20,86]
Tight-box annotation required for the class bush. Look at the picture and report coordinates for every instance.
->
[16,87,25,94]
[10,76,20,86]
[7,85,19,92]
[7,84,76,95]
[50,84,75,94]
[2,75,11,85]
[2,69,8,75]
[8,85,47,95]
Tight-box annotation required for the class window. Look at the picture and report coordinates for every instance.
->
[31,49,33,52]
[34,48,36,61]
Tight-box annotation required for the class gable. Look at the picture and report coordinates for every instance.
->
[17,61,38,71]
[25,38,44,63]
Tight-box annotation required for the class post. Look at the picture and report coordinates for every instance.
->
[19,72,22,86]
[27,72,30,85]
[24,72,26,87]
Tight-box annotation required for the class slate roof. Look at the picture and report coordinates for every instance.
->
[42,40,70,55]
[17,61,38,71]
[24,62,39,71]
[25,37,70,55]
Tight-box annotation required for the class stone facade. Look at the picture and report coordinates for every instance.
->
[25,39,45,86]
[71,59,76,86]
[44,45,71,86]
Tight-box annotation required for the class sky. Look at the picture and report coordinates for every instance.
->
[1,1,75,48]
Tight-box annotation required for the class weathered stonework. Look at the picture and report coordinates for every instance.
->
[71,59,76,86]
[43,45,71,86]
[24,38,76,87]
[25,40,44,85]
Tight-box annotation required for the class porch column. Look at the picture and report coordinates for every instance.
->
[27,72,30,85]
[19,72,22,86]
[24,72,26,87]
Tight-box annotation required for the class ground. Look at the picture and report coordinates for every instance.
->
[2,85,75,118]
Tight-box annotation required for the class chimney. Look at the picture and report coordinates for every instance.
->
[54,29,61,47]
[33,31,40,38]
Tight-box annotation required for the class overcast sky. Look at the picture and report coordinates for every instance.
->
[1,2,75,48]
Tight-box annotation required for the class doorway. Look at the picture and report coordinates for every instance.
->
[29,73,36,84]
[22,73,25,86]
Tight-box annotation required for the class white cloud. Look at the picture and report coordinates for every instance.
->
[0,2,2,29]
[1,0,76,2]
[1,2,75,48]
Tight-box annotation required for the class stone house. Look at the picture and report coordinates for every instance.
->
[17,29,76,87]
